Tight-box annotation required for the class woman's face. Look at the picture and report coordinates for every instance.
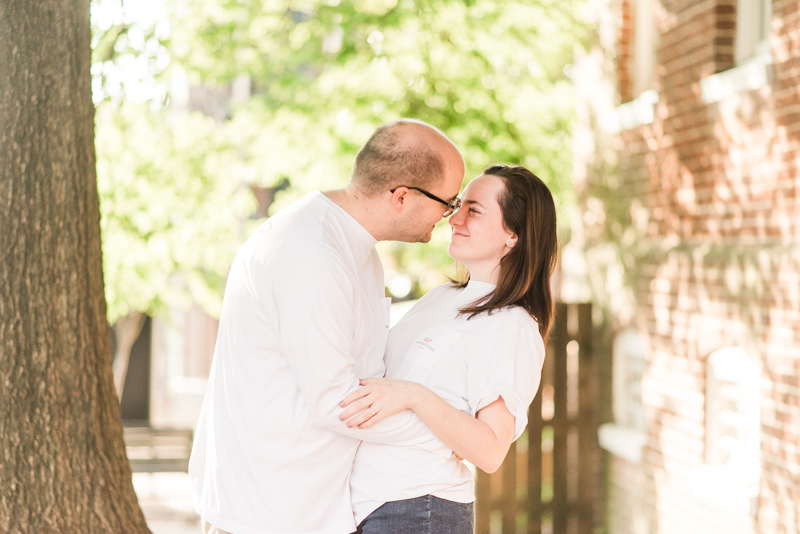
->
[447,174,517,280]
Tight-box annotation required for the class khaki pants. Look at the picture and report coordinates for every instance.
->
[202,518,233,534]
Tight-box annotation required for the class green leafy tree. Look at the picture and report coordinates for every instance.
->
[96,105,254,324]
[90,1,256,394]
[95,104,255,393]
[170,0,586,293]
[89,0,586,371]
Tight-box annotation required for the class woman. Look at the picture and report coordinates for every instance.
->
[339,164,559,534]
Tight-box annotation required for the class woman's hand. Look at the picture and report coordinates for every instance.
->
[340,379,516,472]
[339,378,426,429]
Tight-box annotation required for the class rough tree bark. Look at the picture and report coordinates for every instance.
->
[0,0,151,532]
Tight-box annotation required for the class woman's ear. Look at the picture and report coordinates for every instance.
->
[505,234,518,248]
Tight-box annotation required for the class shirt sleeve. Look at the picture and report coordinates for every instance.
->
[467,314,546,440]
[272,244,451,455]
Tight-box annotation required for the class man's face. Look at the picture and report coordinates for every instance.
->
[396,158,465,243]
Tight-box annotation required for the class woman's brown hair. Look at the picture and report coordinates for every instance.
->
[453,164,558,342]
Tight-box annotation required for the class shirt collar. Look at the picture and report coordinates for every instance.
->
[463,279,496,299]
[314,191,378,265]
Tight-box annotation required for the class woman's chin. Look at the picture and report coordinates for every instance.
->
[447,243,462,263]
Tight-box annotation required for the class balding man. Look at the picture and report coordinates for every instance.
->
[189,119,465,534]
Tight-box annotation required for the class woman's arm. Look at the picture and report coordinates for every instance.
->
[339,378,515,473]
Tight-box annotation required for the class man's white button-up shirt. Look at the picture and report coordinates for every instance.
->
[189,192,448,534]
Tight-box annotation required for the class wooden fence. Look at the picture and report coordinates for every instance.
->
[475,303,599,534]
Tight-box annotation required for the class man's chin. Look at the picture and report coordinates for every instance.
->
[416,228,435,243]
[398,234,432,244]
[395,226,434,243]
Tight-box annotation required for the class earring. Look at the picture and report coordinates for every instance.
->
[507,240,514,247]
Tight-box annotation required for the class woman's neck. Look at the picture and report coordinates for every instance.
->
[463,260,501,285]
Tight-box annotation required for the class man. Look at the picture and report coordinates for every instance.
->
[189,119,466,534]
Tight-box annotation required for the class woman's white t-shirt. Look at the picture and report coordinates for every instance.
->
[349,280,546,524]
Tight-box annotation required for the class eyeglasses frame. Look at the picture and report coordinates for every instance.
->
[389,186,462,217]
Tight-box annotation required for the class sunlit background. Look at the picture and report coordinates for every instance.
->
[94,0,584,531]
[91,0,800,533]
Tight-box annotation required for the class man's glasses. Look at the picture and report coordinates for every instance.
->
[390,186,462,217]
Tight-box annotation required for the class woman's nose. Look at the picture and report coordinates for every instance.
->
[449,211,463,227]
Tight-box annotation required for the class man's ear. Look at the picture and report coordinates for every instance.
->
[389,187,410,211]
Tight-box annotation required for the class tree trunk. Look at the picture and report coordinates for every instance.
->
[113,312,147,400]
[0,1,151,532]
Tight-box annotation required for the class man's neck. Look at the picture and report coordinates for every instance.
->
[323,185,385,241]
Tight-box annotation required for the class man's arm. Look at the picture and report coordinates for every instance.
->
[271,246,450,454]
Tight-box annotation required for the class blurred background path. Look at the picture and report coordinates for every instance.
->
[133,473,199,534]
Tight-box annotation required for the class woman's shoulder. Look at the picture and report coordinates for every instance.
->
[505,305,540,328]
[473,303,538,328]
[467,308,544,364]
[468,306,544,352]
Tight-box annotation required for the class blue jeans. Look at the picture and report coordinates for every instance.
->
[356,495,474,534]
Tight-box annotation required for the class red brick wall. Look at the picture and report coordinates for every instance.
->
[713,0,737,72]
[618,0,634,103]
[581,0,800,532]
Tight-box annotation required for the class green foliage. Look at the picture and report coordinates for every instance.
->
[173,0,583,193]
[90,0,171,107]
[96,103,255,323]
[170,0,587,293]
[91,0,257,323]
[91,0,586,316]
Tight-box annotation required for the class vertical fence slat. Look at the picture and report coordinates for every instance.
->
[502,438,517,533]
[551,303,569,534]
[528,387,543,534]
[475,302,598,534]
[577,303,596,534]
[476,462,491,533]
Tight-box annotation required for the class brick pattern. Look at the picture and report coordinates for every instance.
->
[618,0,634,103]
[713,0,737,71]
[582,0,800,533]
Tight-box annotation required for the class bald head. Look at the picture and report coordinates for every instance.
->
[351,119,463,197]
